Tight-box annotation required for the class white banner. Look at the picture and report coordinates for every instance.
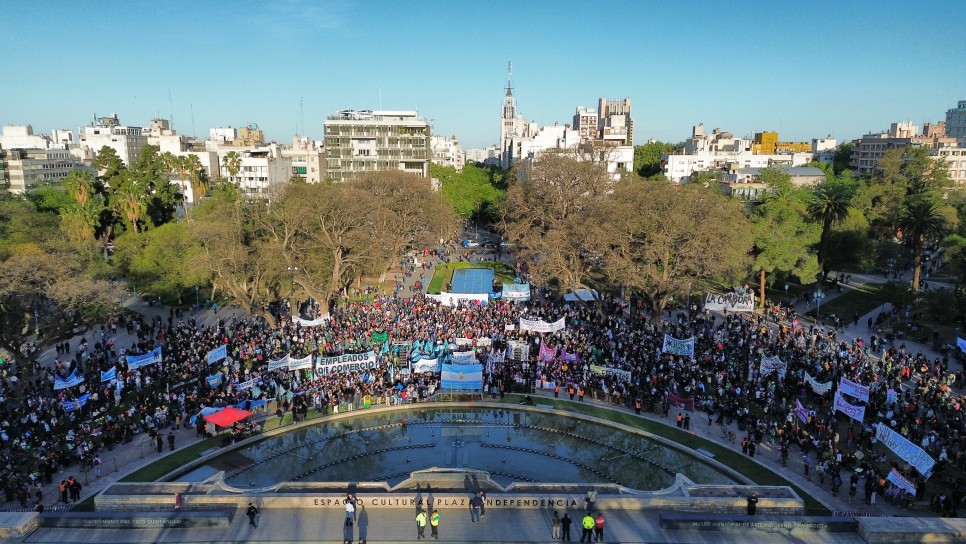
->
[838,377,870,403]
[590,365,631,381]
[887,469,917,495]
[662,335,695,356]
[267,354,290,371]
[759,355,787,378]
[295,315,329,327]
[875,422,935,477]
[805,372,832,395]
[235,378,256,391]
[833,391,865,422]
[316,351,377,374]
[704,292,755,313]
[501,283,531,301]
[519,317,566,333]
[412,357,440,373]
[451,350,477,365]
[429,292,489,307]
[288,354,313,370]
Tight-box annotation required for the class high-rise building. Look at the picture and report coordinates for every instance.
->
[430,135,464,171]
[2,147,94,193]
[323,109,431,182]
[79,113,147,166]
[946,100,966,141]
[598,98,633,146]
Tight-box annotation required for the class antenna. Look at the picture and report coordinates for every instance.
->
[300,96,305,137]
[190,104,196,139]
[168,88,175,130]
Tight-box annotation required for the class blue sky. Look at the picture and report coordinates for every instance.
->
[2,0,964,149]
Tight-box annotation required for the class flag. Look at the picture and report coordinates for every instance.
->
[667,390,694,412]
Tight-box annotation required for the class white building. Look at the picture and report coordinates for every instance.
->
[280,136,325,184]
[572,107,598,141]
[78,114,147,166]
[231,144,291,197]
[0,125,58,150]
[430,135,464,171]
[663,151,813,183]
[2,147,94,193]
[933,145,966,183]
[464,146,500,166]
[811,135,837,164]
[323,109,431,182]
[598,98,633,146]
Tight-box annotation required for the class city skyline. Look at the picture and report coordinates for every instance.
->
[2,0,965,149]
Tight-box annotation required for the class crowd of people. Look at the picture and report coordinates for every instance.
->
[1,245,964,518]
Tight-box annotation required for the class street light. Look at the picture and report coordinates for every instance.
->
[813,289,825,320]
[287,266,298,315]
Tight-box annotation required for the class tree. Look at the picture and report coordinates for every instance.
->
[432,163,504,220]
[222,151,242,181]
[807,178,855,277]
[898,199,946,292]
[633,141,679,178]
[91,146,124,180]
[832,142,853,175]
[751,196,821,308]
[59,170,104,248]
[500,155,612,295]
[604,179,754,321]
[114,222,209,303]
[112,172,147,233]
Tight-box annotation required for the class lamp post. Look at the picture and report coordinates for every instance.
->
[287,266,298,315]
[813,289,825,320]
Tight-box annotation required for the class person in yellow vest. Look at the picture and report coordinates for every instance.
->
[415,509,428,539]
[430,509,440,539]
[554,383,560,398]
[580,512,595,542]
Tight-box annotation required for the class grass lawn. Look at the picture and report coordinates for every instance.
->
[815,284,884,321]
[120,436,223,482]
[427,262,515,294]
[499,395,829,515]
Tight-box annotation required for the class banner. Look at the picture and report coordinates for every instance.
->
[590,365,631,381]
[839,377,870,403]
[874,422,935,477]
[759,355,787,378]
[958,337,966,354]
[704,292,755,313]
[886,389,898,404]
[206,372,223,387]
[316,351,377,374]
[207,345,227,365]
[667,390,694,412]
[501,283,531,301]
[519,317,566,333]
[560,349,580,363]
[805,372,832,395]
[126,346,162,370]
[506,340,530,361]
[100,367,117,383]
[288,354,313,370]
[440,363,483,391]
[54,370,85,391]
[451,350,477,365]
[833,391,865,421]
[295,315,329,327]
[537,340,558,362]
[412,357,440,373]
[662,335,695,356]
[63,394,91,413]
[268,354,290,371]
[430,292,489,307]
[371,330,388,344]
[235,378,256,391]
[887,469,917,496]
[795,399,809,424]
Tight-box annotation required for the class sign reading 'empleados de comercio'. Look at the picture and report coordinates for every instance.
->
[308,495,584,509]
[315,351,378,374]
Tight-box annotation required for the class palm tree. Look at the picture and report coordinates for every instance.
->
[898,199,946,292]
[222,151,242,182]
[807,182,853,278]
[183,154,206,203]
[114,180,146,234]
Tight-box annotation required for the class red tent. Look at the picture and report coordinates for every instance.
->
[203,406,254,427]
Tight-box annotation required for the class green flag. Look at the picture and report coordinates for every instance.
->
[371,330,388,344]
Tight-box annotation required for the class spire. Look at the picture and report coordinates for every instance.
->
[505,61,513,97]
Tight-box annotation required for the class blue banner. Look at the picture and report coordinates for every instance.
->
[100,367,117,382]
[958,337,966,354]
[54,370,85,391]
[126,346,162,369]
[207,344,227,365]
[63,394,91,413]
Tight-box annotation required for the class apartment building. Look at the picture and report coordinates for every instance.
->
[323,109,431,182]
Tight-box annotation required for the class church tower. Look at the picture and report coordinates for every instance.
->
[500,62,517,169]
